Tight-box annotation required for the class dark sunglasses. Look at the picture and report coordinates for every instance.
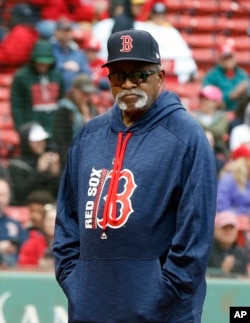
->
[108,69,160,85]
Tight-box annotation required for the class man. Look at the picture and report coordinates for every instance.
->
[10,39,64,137]
[54,73,97,169]
[53,29,217,322]
[0,177,28,267]
[50,18,91,92]
[202,41,249,111]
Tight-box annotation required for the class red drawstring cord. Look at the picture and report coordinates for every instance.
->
[102,132,132,230]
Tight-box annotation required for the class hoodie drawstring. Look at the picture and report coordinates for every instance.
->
[102,132,132,232]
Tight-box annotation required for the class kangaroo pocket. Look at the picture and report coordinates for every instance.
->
[61,258,175,323]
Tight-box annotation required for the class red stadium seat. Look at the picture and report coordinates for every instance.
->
[0,73,13,87]
[182,0,219,15]
[181,32,216,48]
[0,87,10,101]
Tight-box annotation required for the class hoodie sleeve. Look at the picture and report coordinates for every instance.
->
[52,147,80,285]
[161,128,217,305]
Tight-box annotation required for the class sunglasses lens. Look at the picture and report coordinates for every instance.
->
[108,71,154,85]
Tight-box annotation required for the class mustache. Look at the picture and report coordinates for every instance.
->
[116,89,146,101]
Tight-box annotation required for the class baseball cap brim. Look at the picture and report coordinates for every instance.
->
[102,57,160,67]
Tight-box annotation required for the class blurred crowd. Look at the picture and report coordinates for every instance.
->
[0,0,250,276]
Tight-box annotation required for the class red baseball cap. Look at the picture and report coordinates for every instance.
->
[83,37,101,51]
[217,42,235,58]
[231,144,250,160]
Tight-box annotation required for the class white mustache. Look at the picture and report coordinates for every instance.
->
[116,89,145,100]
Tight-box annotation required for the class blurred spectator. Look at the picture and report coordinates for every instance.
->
[54,74,97,168]
[39,203,57,269]
[25,189,55,231]
[50,17,91,92]
[217,144,250,216]
[8,122,61,204]
[110,0,142,34]
[81,37,108,86]
[92,78,114,115]
[192,85,229,157]
[92,0,147,57]
[93,1,198,83]
[229,94,250,131]
[205,130,227,176]
[0,3,39,73]
[18,202,56,268]
[0,177,28,267]
[10,39,64,136]
[202,41,249,111]
[207,210,249,277]
[148,2,170,26]
[229,95,250,151]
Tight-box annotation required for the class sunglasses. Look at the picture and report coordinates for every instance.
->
[108,69,160,86]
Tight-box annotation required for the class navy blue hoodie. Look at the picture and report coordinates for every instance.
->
[53,90,217,323]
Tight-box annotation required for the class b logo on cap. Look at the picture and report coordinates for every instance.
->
[120,35,133,53]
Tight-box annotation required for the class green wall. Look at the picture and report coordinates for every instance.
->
[0,272,249,323]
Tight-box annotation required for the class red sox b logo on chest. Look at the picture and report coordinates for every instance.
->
[120,35,133,53]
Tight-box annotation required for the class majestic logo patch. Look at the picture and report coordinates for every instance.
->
[120,35,133,53]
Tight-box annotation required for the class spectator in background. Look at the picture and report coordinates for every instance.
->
[192,85,229,157]
[25,190,56,231]
[205,130,227,176]
[39,203,57,269]
[0,177,28,267]
[229,95,250,151]
[18,202,56,268]
[217,144,250,216]
[54,74,97,169]
[207,210,249,277]
[92,0,147,58]
[136,2,198,83]
[81,37,108,86]
[0,3,39,73]
[50,17,91,92]
[92,78,114,115]
[10,38,64,137]
[93,0,198,83]
[8,122,61,204]
[202,41,249,111]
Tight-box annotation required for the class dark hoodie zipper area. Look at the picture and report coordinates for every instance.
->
[102,132,132,233]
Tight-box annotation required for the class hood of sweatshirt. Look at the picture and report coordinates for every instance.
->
[31,39,55,65]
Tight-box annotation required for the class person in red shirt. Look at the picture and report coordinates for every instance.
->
[17,202,56,267]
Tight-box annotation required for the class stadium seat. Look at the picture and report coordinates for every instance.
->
[216,34,250,51]
[181,32,216,48]
[0,101,14,130]
[0,73,13,87]
[0,87,10,101]
[225,17,250,34]
[182,0,219,15]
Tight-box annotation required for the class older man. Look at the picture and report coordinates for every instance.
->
[53,29,217,323]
